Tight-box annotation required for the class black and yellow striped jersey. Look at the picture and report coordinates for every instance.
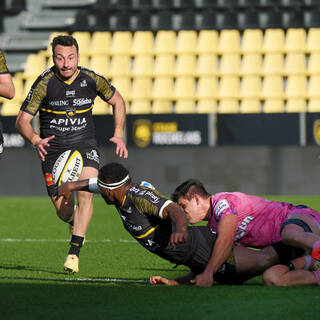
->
[0,49,9,74]
[21,66,115,150]
[112,181,173,251]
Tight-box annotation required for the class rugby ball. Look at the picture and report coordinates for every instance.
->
[52,150,83,186]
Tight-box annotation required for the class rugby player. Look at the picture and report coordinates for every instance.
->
[171,179,320,286]
[57,162,303,284]
[0,48,15,157]
[15,35,128,273]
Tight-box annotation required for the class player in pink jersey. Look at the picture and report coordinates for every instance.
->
[172,179,320,287]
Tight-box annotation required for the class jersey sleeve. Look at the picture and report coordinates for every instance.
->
[129,186,173,219]
[213,194,240,221]
[0,49,9,74]
[21,73,51,115]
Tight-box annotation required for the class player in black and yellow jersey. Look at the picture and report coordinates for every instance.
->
[58,163,301,283]
[0,48,15,157]
[15,35,128,273]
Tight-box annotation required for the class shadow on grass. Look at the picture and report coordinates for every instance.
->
[0,263,66,275]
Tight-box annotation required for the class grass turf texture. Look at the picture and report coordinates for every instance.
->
[0,195,320,319]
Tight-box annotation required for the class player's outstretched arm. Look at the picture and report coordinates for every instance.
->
[150,271,196,286]
[58,179,91,200]
[162,202,188,248]
[108,90,128,158]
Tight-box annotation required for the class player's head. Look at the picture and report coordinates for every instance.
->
[51,35,80,81]
[98,163,132,204]
[171,179,210,224]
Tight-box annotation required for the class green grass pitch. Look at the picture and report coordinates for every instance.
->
[0,195,320,319]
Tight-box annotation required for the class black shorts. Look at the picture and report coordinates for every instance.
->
[41,142,100,196]
[157,226,255,285]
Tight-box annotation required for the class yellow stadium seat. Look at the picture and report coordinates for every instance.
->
[72,32,91,55]
[286,98,307,112]
[89,55,110,78]
[175,100,196,113]
[196,54,218,77]
[263,99,285,113]
[285,28,307,53]
[240,76,262,99]
[197,30,218,54]
[154,55,175,77]
[23,53,47,79]
[152,100,173,113]
[262,76,284,99]
[175,54,196,76]
[79,55,90,68]
[110,31,132,55]
[307,53,320,75]
[132,55,154,78]
[285,76,307,98]
[93,97,111,115]
[308,98,320,112]
[90,32,112,56]
[240,99,261,113]
[131,78,152,101]
[308,75,320,98]
[241,53,262,76]
[218,99,239,113]
[176,30,198,54]
[219,54,241,76]
[111,77,131,102]
[174,77,196,100]
[109,56,131,77]
[154,30,176,55]
[218,30,240,54]
[218,76,240,99]
[196,76,218,99]
[263,29,285,53]
[262,53,284,76]
[284,53,307,76]
[132,31,154,56]
[307,28,320,53]
[197,99,218,113]
[130,100,152,114]
[1,98,23,116]
[241,29,263,54]
[153,77,174,100]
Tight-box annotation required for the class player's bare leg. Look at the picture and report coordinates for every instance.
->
[262,256,320,286]
[280,213,320,260]
[234,246,280,275]
[64,166,98,273]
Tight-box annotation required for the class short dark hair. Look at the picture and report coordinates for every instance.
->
[99,162,131,185]
[171,179,210,202]
[51,35,79,55]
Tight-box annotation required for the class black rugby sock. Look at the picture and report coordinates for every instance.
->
[68,235,84,257]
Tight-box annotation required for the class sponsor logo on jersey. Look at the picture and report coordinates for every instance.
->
[140,181,155,190]
[236,216,255,239]
[50,118,87,126]
[86,149,99,163]
[49,100,69,107]
[66,108,77,117]
[80,80,87,87]
[73,98,92,106]
[145,190,160,204]
[66,90,76,97]
[215,200,229,218]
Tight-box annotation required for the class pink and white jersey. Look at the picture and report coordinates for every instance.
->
[208,192,320,248]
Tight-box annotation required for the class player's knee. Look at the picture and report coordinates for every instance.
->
[56,207,74,223]
[262,266,290,287]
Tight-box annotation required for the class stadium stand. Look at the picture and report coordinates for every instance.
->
[2,0,320,116]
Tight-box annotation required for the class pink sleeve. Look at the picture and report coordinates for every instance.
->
[213,194,240,221]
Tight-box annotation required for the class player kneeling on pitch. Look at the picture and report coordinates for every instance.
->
[57,163,304,284]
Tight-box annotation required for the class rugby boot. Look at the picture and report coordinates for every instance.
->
[64,254,79,273]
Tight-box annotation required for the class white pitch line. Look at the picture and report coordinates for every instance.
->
[0,238,136,243]
[0,276,148,284]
